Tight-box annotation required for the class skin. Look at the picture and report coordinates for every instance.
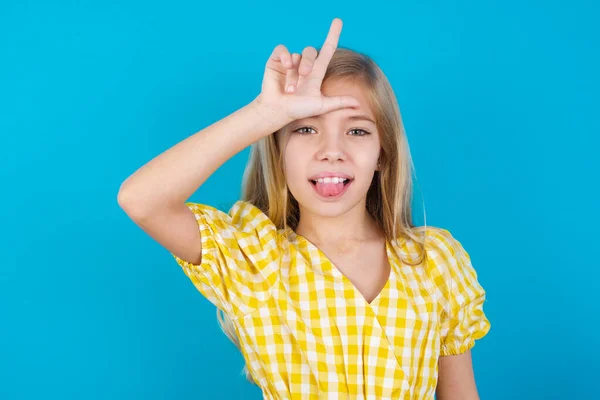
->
[278,78,381,244]
[437,351,480,400]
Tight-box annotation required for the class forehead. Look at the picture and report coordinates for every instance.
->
[277,79,377,138]
[320,78,374,119]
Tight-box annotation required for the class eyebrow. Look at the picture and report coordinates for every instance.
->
[346,115,376,124]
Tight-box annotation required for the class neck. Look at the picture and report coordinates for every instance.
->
[294,201,383,248]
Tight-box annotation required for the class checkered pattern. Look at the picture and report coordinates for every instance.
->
[172,201,490,399]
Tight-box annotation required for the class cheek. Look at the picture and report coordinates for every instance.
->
[351,142,381,168]
[283,136,310,168]
[283,147,306,186]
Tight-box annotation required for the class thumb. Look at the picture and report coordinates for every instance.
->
[320,95,360,113]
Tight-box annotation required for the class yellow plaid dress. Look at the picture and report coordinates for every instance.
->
[172,200,490,399]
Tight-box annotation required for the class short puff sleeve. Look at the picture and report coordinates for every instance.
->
[426,228,491,356]
[172,200,280,318]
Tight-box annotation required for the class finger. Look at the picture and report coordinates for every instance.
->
[285,53,301,93]
[320,95,360,114]
[298,47,317,76]
[267,44,293,70]
[311,18,343,80]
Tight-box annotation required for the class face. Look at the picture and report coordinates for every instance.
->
[278,79,381,219]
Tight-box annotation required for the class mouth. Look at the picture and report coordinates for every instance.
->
[309,177,352,185]
[309,177,354,199]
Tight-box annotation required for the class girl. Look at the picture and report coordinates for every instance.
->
[118,18,490,400]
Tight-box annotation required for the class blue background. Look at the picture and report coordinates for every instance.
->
[1,0,598,399]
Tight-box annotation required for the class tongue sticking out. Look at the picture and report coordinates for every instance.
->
[314,181,346,197]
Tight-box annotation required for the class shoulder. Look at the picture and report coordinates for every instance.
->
[391,226,464,263]
[184,200,276,233]
[423,226,468,261]
[420,227,483,297]
[392,226,478,283]
[228,200,275,230]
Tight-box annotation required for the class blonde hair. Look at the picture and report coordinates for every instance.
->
[217,47,428,383]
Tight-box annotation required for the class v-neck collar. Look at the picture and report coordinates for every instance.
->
[285,228,397,307]
[283,228,410,396]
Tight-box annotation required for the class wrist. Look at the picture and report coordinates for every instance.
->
[249,96,293,129]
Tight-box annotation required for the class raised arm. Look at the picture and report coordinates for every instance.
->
[117,18,359,264]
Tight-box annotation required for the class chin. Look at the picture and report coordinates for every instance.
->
[301,201,356,219]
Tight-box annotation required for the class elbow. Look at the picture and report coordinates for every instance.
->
[117,182,146,219]
[117,181,132,209]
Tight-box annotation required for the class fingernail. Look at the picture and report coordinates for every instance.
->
[286,84,294,93]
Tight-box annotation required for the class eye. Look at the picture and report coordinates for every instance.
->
[348,128,370,136]
[293,126,317,135]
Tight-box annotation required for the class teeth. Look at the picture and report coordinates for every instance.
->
[315,177,348,184]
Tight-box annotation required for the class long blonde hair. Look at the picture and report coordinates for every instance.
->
[217,47,428,383]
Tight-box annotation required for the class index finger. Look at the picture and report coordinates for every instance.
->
[311,18,343,79]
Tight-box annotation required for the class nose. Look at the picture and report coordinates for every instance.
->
[316,132,346,162]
